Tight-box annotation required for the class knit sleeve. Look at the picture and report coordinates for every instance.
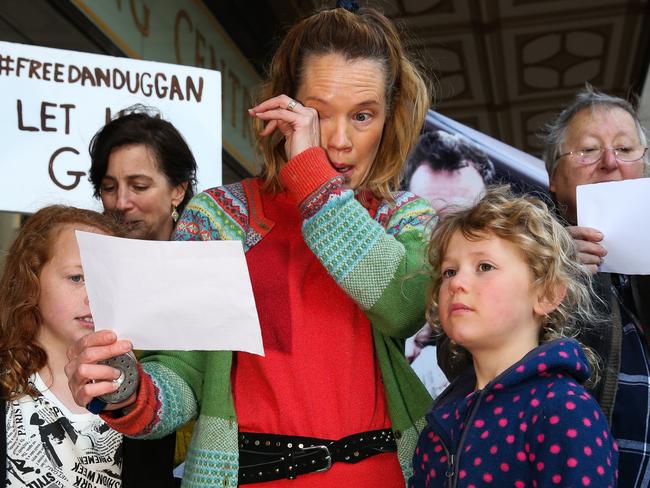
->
[101,188,247,439]
[100,355,204,440]
[279,147,435,339]
[528,387,618,487]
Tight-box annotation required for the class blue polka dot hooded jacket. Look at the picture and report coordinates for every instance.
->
[410,338,618,487]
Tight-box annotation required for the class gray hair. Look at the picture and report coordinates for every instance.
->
[541,84,649,177]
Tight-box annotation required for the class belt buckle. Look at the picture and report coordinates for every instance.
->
[300,444,332,473]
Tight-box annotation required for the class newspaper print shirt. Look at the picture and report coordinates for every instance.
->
[5,373,122,488]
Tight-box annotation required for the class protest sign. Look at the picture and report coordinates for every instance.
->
[0,40,221,213]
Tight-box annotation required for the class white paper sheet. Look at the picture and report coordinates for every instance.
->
[577,179,650,275]
[76,231,264,354]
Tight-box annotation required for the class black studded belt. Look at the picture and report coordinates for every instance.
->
[238,428,396,484]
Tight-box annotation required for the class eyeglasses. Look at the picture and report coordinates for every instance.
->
[556,146,648,165]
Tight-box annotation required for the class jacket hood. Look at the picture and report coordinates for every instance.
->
[431,338,591,411]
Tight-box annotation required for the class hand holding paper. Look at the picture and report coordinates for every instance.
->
[577,178,650,275]
[76,231,264,354]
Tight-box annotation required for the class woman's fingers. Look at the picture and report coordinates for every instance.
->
[567,225,604,244]
[67,329,117,360]
[250,94,300,114]
[65,330,135,410]
[259,119,278,137]
[250,94,320,160]
[567,226,607,274]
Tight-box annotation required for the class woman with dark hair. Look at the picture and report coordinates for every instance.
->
[88,107,198,487]
[88,106,198,241]
[68,4,434,487]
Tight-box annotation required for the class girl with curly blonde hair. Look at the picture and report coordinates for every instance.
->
[410,186,618,487]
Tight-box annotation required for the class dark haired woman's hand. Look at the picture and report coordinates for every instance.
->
[249,94,320,161]
[65,330,136,411]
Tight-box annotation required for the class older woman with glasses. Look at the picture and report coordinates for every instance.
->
[542,84,650,488]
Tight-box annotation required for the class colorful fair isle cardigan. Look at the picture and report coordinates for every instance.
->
[101,147,435,488]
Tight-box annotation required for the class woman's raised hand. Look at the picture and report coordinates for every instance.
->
[249,94,320,161]
[65,330,136,411]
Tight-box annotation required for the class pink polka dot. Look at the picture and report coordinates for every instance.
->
[494,383,504,390]
[567,457,578,468]
[576,362,582,370]
[480,430,490,439]
[537,461,545,471]
[566,401,576,410]
[537,434,545,443]
[518,411,525,419]
[434,445,443,452]
[474,419,485,428]
[550,444,561,454]
[499,418,508,427]
[485,394,495,402]
[567,390,576,396]
[515,482,525,488]
[465,444,472,452]
[593,410,600,420]
[582,475,591,486]
[525,442,531,453]
[490,445,498,455]
[442,412,450,419]
[531,388,537,395]
[500,462,509,472]
[429,468,436,478]
[597,466,605,475]
[474,457,482,466]
[528,453,536,462]
[440,455,447,463]
[584,446,592,456]
[539,352,546,357]
[506,435,515,444]
[494,406,503,415]
[423,453,429,462]
[603,431,609,439]
[516,365,525,372]
[537,363,547,372]
[559,351,569,358]
[552,474,562,484]
[483,473,493,483]
[583,418,592,427]
[547,391,556,399]
[520,422,528,432]
[566,429,577,438]
[596,437,603,447]
[513,395,521,403]
[549,415,560,424]
[516,451,526,462]
[531,398,540,407]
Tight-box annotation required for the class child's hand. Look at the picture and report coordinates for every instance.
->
[65,330,135,411]
[567,225,607,274]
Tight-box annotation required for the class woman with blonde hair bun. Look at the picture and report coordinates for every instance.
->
[66,3,436,486]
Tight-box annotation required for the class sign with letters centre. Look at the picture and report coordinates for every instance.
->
[0,40,221,214]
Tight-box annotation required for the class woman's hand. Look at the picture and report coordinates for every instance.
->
[65,330,136,411]
[249,94,320,160]
[567,226,607,274]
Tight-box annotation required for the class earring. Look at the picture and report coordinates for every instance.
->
[171,206,179,222]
